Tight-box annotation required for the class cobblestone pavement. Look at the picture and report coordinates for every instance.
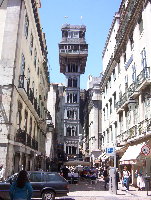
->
[56,178,151,200]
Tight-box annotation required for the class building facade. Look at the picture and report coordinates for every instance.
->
[86,75,102,166]
[0,0,49,177]
[101,0,151,185]
[59,24,88,160]
[47,83,66,171]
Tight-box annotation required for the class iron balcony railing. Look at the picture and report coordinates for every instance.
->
[116,67,150,110]
[15,129,38,151]
[136,67,150,88]
[15,129,26,145]
[116,120,151,144]
[18,75,41,118]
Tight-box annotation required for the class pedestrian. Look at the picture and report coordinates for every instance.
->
[0,164,5,182]
[9,170,33,200]
[135,169,145,190]
[103,166,109,189]
[61,166,70,180]
[122,166,130,191]
[116,168,120,190]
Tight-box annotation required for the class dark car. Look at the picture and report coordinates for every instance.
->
[0,171,69,200]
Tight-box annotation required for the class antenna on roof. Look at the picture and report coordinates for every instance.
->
[80,16,83,24]
[64,16,68,24]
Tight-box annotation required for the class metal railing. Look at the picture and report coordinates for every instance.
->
[15,129,38,150]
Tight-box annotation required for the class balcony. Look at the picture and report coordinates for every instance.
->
[31,138,38,151]
[117,120,151,145]
[18,75,41,120]
[15,129,26,145]
[15,129,38,151]
[27,134,32,148]
[136,67,150,89]
[116,67,150,111]
[59,48,88,57]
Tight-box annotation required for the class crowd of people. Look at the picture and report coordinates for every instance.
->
[0,163,147,198]
[60,165,98,184]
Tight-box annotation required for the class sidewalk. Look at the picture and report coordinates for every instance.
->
[118,181,151,198]
[68,177,151,199]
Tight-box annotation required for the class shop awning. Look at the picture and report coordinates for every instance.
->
[120,143,144,165]
[99,153,109,161]
[64,160,91,166]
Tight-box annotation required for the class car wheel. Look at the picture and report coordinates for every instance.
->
[42,190,55,200]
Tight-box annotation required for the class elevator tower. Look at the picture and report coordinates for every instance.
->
[59,24,88,160]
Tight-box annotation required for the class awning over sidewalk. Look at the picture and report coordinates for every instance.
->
[64,160,91,166]
[120,143,144,165]
[99,153,109,162]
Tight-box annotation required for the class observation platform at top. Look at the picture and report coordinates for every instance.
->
[59,24,88,74]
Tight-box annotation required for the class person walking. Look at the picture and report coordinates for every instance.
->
[103,166,109,189]
[10,170,33,200]
[116,168,120,190]
[122,166,130,191]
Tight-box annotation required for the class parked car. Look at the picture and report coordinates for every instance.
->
[0,171,69,200]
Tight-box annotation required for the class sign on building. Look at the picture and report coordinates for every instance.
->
[106,147,115,156]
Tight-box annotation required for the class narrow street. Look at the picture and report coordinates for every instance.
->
[55,178,151,200]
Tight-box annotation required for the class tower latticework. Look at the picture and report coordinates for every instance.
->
[59,24,88,160]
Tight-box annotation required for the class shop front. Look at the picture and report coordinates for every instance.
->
[119,142,151,187]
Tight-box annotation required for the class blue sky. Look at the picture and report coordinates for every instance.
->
[39,0,121,89]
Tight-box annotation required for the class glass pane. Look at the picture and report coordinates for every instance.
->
[46,173,61,182]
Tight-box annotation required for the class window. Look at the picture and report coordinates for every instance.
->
[130,34,134,50]
[67,110,76,119]
[68,31,79,38]
[118,62,120,74]
[73,93,77,103]
[29,117,32,135]
[141,48,147,68]
[67,126,77,136]
[132,64,136,82]
[110,126,113,141]
[34,48,37,68]
[46,173,62,182]
[113,92,116,108]
[109,99,112,114]
[125,75,128,88]
[20,54,25,75]
[68,77,77,87]
[72,146,76,154]
[24,110,28,132]
[30,33,33,55]
[29,173,44,182]
[24,14,29,38]
[67,93,77,103]
[17,101,22,128]
[103,108,105,120]
[33,122,36,139]
[107,129,109,143]
[124,52,126,63]
[68,63,78,72]
[113,69,116,81]
[37,59,39,75]
[106,104,108,119]
[138,15,143,34]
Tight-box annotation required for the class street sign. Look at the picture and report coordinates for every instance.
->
[106,147,115,156]
[141,145,150,156]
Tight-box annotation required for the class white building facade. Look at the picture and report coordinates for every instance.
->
[101,0,151,185]
[87,75,102,166]
[0,0,49,177]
